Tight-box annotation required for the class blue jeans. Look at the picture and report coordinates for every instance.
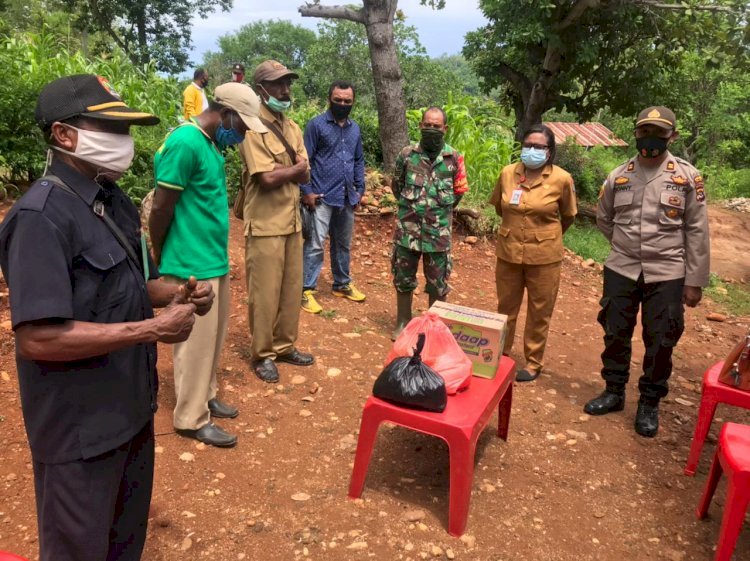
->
[303,202,355,291]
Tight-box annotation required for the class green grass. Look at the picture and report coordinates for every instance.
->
[705,273,750,316]
[563,222,611,263]
[320,309,338,319]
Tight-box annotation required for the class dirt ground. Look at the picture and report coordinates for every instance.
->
[1,204,749,561]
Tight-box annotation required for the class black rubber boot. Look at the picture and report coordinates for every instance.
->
[428,292,446,308]
[635,399,659,438]
[391,291,413,341]
[583,387,626,416]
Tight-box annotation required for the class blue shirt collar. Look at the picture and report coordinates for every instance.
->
[325,109,351,127]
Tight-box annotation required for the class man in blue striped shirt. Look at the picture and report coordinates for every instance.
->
[300,80,366,313]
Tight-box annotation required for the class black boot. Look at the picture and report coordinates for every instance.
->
[583,387,625,416]
[391,291,413,341]
[428,292,446,308]
[635,399,659,437]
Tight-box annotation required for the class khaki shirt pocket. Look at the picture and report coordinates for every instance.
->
[613,190,634,225]
[534,230,558,242]
[659,191,685,228]
[265,133,294,167]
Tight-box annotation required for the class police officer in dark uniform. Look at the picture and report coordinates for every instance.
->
[0,74,215,561]
[583,106,710,437]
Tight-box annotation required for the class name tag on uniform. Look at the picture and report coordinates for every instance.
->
[510,189,523,205]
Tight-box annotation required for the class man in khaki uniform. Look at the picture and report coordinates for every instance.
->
[490,125,577,381]
[584,106,710,437]
[239,60,314,383]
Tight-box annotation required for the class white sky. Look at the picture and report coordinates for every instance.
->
[188,0,488,65]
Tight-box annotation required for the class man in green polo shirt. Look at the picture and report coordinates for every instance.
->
[150,82,266,447]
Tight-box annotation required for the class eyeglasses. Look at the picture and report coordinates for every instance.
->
[522,143,549,150]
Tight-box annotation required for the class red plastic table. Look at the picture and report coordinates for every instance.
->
[348,356,515,536]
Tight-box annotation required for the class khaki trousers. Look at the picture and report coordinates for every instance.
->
[245,232,302,361]
[166,275,230,430]
[496,259,561,373]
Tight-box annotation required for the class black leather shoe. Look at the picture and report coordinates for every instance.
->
[176,422,237,447]
[275,349,315,366]
[516,368,541,382]
[253,358,280,383]
[208,398,238,419]
[635,400,659,438]
[583,390,625,416]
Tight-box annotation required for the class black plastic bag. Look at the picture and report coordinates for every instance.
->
[301,204,317,241]
[373,333,447,412]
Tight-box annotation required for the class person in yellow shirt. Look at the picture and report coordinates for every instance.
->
[489,125,577,382]
[183,68,209,121]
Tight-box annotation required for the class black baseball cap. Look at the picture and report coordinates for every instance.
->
[232,63,245,73]
[35,74,160,131]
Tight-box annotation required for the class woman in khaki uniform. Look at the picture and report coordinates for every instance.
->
[490,125,577,382]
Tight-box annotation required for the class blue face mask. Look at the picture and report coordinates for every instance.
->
[214,114,244,150]
[520,147,548,169]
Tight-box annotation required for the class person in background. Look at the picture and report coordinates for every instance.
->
[489,124,577,382]
[390,106,469,340]
[183,68,209,121]
[0,73,212,561]
[300,80,366,314]
[239,60,314,384]
[583,106,710,437]
[150,83,267,448]
[231,63,247,84]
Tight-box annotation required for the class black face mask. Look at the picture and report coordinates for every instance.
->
[330,102,353,121]
[636,135,669,158]
[200,78,209,88]
[420,128,445,160]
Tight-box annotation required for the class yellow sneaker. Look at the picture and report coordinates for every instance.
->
[301,290,323,314]
[332,283,366,302]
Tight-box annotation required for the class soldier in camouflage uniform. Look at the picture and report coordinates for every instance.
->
[391,106,469,339]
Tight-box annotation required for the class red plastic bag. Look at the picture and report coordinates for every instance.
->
[386,312,472,394]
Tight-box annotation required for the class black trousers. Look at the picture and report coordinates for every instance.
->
[33,420,154,561]
[598,267,685,401]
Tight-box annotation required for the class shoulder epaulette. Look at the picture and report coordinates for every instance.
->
[17,178,56,212]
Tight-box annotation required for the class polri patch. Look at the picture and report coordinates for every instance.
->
[666,208,679,218]
[668,195,682,206]
[614,176,629,185]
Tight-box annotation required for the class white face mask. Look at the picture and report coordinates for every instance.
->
[52,124,135,179]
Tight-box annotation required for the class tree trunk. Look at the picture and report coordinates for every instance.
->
[362,1,409,171]
[299,0,409,171]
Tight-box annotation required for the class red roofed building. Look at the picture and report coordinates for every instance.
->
[544,122,627,147]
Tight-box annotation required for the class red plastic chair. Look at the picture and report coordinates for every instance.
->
[685,361,750,476]
[348,356,515,536]
[0,552,30,561]
[696,422,750,561]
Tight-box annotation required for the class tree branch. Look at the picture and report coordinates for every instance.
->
[86,0,134,63]
[298,3,366,23]
[557,0,600,30]
[495,61,532,104]
[632,0,733,13]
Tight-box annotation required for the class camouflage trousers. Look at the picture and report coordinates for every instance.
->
[391,244,452,297]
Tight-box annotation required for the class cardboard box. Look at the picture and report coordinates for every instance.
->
[429,301,507,379]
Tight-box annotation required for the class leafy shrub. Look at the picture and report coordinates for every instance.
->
[702,165,750,201]
[555,141,628,204]
[0,25,181,203]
